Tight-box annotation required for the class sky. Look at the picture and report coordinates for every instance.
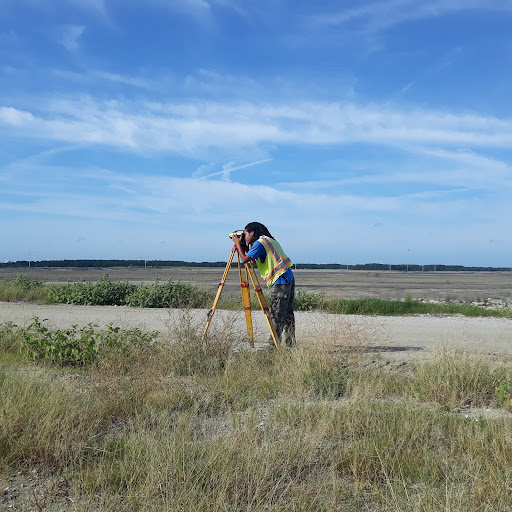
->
[1,0,512,266]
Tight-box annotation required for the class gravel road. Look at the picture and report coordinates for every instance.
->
[1,302,511,361]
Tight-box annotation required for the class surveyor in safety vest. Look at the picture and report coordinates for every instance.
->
[231,222,296,348]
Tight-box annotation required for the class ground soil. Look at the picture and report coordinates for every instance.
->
[2,266,512,302]
[1,302,511,363]
[1,268,512,510]
[1,267,511,363]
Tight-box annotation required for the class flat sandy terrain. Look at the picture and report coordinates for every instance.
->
[1,267,511,362]
[1,303,511,363]
[2,267,512,301]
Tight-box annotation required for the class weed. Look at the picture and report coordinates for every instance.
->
[21,317,158,366]
[22,317,101,365]
[410,349,510,409]
[0,321,25,353]
[495,380,512,408]
[0,274,48,302]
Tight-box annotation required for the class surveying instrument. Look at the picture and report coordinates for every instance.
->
[201,231,281,351]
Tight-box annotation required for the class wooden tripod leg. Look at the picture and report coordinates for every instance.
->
[246,262,280,352]
[201,248,235,345]
[238,255,254,347]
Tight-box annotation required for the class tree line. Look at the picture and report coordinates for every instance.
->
[1,260,510,272]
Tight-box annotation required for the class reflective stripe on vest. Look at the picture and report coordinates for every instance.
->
[257,236,293,287]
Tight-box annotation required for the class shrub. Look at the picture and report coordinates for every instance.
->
[126,278,213,308]
[47,274,136,306]
[21,317,158,366]
[294,289,325,311]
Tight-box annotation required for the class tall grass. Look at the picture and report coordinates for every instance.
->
[0,275,48,302]
[1,319,512,510]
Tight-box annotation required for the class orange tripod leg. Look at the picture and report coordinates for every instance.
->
[246,262,280,351]
[202,248,281,352]
[238,254,254,347]
[201,248,235,345]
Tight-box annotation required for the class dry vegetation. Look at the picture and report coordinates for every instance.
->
[1,313,512,511]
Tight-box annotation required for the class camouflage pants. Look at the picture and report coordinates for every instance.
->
[269,278,296,348]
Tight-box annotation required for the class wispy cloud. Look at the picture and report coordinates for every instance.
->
[193,159,272,180]
[153,0,213,24]
[400,46,464,95]
[52,68,160,90]
[67,0,108,18]
[56,24,85,51]
[312,0,512,34]
[2,98,512,155]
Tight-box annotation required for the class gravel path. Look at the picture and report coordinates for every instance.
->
[1,301,511,361]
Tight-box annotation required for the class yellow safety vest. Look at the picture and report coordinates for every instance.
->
[255,236,293,287]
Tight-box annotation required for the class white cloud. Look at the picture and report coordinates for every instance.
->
[2,160,510,264]
[0,106,34,125]
[313,0,512,34]
[2,98,512,156]
[56,24,85,51]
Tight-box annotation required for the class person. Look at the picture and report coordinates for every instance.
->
[231,222,296,348]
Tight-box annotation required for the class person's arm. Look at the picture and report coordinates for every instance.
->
[231,234,253,264]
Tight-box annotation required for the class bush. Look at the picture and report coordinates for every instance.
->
[46,275,213,308]
[294,289,325,311]
[47,274,136,305]
[126,278,213,308]
[21,317,159,366]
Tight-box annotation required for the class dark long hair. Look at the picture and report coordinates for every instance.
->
[244,222,274,240]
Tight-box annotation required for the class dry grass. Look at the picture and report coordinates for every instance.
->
[1,316,512,511]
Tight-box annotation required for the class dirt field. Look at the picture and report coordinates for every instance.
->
[2,267,511,363]
[1,304,511,364]
[2,267,512,301]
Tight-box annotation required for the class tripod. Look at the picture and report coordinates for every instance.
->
[201,245,281,351]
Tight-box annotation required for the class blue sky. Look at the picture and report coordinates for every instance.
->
[1,0,512,266]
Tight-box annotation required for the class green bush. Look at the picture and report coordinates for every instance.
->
[126,278,213,308]
[21,317,159,366]
[46,275,213,308]
[294,289,325,311]
[47,274,136,306]
[10,274,44,290]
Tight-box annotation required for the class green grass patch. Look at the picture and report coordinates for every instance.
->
[296,292,512,318]
[0,275,48,302]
